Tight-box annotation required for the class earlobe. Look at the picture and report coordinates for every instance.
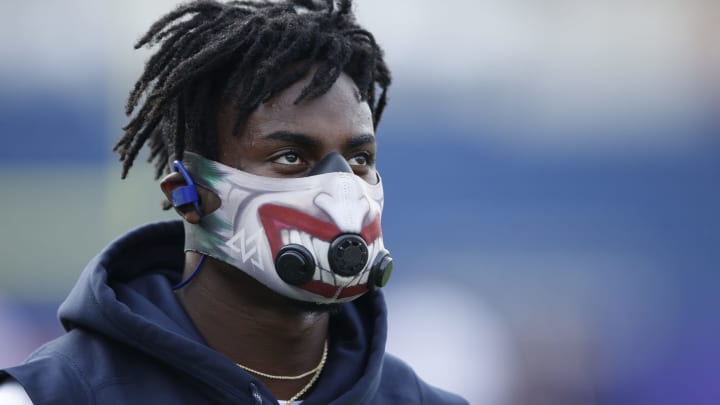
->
[159,172,185,198]
[159,172,203,224]
[159,171,221,224]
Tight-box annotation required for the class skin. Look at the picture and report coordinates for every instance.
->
[160,70,377,400]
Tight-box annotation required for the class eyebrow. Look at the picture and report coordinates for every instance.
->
[262,131,375,149]
[346,133,376,149]
[263,131,319,147]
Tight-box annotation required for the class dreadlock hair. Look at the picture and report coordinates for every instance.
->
[113,0,391,181]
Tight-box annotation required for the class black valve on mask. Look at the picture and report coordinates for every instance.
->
[276,241,393,290]
[328,234,369,277]
[275,244,316,285]
[369,249,393,289]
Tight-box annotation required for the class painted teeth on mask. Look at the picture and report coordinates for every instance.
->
[312,237,331,270]
[281,229,329,267]
[359,268,369,285]
[281,229,289,245]
[320,269,334,285]
[366,240,376,271]
[278,229,379,288]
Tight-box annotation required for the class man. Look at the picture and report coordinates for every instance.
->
[0,1,467,403]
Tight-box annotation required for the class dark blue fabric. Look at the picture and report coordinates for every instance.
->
[1,221,467,404]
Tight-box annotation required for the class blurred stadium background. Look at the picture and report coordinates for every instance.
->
[1,1,718,404]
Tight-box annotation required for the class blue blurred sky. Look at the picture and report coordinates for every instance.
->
[1,1,718,404]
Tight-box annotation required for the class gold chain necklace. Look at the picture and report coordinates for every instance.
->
[236,339,328,402]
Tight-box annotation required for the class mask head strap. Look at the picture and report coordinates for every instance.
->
[171,160,203,217]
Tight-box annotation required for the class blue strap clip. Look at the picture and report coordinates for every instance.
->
[171,160,203,217]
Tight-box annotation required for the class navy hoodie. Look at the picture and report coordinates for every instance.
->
[1,221,467,404]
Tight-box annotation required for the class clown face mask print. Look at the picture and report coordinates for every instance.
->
[175,151,393,304]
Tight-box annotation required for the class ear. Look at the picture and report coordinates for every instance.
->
[160,172,204,224]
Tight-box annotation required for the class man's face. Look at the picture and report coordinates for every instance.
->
[217,71,378,184]
[175,70,388,303]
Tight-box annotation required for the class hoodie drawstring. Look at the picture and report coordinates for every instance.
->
[250,383,263,405]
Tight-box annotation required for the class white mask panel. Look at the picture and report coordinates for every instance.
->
[175,152,393,304]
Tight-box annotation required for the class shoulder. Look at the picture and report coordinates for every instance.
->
[376,353,469,405]
[0,380,33,405]
[2,329,214,404]
[1,332,96,404]
[1,329,161,404]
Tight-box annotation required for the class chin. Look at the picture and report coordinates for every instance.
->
[285,299,344,316]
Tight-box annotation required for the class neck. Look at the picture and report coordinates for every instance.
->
[175,252,329,400]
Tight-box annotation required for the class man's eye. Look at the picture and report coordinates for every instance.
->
[273,152,303,165]
[348,153,371,166]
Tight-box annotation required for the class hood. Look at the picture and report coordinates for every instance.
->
[57,221,388,404]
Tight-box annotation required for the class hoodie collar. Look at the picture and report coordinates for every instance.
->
[57,221,388,404]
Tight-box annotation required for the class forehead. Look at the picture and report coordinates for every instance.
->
[239,71,375,140]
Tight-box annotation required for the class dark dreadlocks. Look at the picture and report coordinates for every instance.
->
[113,0,391,180]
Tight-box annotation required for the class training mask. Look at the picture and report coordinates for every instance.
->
[173,152,393,304]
